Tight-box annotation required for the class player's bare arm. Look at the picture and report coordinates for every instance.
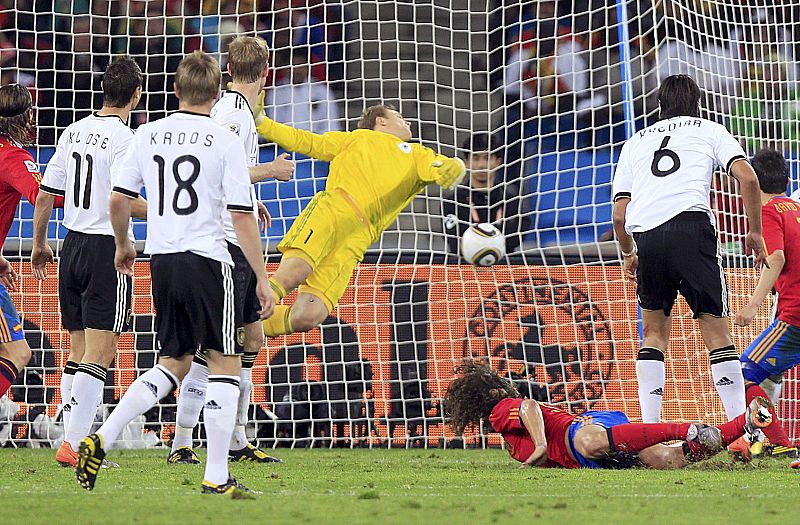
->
[518,399,548,467]
[257,200,271,230]
[735,250,785,326]
[730,159,768,269]
[109,191,136,276]
[612,196,637,283]
[230,210,274,319]
[131,195,147,219]
[249,152,295,183]
[31,191,56,279]
[0,255,19,292]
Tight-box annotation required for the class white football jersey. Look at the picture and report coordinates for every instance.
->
[211,91,259,247]
[41,113,135,240]
[112,111,253,265]
[612,116,747,234]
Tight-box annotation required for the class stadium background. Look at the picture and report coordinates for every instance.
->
[1,0,799,447]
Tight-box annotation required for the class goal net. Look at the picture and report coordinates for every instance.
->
[2,0,798,449]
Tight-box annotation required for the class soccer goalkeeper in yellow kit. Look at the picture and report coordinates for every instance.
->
[255,104,466,336]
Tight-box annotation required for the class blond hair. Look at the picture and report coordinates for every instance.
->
[174,51,221,105]
[227,36,270,83]
[357,104,397,130]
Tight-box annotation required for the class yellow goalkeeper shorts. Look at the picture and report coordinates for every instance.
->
[277,190,373,310]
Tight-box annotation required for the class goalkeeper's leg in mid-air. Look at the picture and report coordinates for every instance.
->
[168,193,371,463]
[260,188,374,337]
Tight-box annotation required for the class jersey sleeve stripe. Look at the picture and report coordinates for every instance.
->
[613,191,631,202]
[112,186,140,199]
[227,204,255,212]
[40,184,66,196]
[725,155,747,174]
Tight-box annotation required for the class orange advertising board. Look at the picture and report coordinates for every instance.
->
[8,262,799,445]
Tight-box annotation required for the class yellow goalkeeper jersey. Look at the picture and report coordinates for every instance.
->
[256,117,464,240]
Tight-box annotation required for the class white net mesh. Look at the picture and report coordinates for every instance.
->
[1,0,798,448]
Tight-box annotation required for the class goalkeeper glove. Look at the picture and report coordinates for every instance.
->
[252,89,266,127]
[432,157,466,190]
[226,82,267,126]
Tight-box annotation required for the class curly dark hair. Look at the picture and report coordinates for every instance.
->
[443,360,520,433]
[0,84,34,145]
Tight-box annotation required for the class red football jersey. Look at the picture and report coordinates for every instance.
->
[488,397,580,469]
[762,196,800,326]
[0,137,63,246]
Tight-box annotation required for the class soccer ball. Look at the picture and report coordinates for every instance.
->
[460,223,506,266]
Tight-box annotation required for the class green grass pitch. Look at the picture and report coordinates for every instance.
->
[1,449,795,524]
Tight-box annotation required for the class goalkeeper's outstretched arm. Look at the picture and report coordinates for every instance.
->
[416,147,467,190]
[255,115,351,162]
[252,87,349,161]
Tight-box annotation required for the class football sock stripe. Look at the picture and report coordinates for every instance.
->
[262,305,293,336]
[269,278,287,301]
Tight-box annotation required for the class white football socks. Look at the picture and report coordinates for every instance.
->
[709,346,745,419]
[636,348,665,423]
[230,366,253,451]
[60,361,78,436]
[203,376,239,485]
[66,363,106,449]
[171,361,208,452]
[171,424,194,452]
[97,364,178,447]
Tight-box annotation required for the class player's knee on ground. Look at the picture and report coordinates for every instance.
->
[572,426,611,458]
[638,444,685,469]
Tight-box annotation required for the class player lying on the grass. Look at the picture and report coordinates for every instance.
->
[168,36,289,466]
[443,361,771,469]
[30,57,148,468]
[0,84,64,403]
[729,148,800,460]
[252,102,466,336]
[75,51,274,495]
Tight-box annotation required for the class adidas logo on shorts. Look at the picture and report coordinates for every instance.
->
[715,376,734,386]
[204,400,222,410]
[649,387,663,396]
